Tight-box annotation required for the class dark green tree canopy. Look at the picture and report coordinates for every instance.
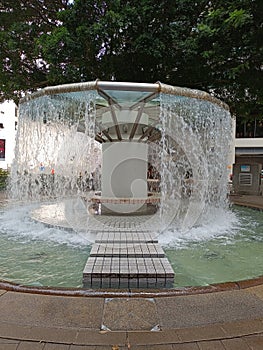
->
[0,0,68,101]
[0,0,262,119]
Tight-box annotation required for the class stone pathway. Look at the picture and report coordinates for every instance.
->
[30,198,164,233]
[83,232,174,288]
[0,286,262,349]
[30,198,176,288]
[229,194,263,210]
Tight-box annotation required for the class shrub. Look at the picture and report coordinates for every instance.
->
[0,169,9,190]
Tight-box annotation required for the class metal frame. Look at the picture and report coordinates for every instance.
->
[19,80,230,144]
[20,80,229,111]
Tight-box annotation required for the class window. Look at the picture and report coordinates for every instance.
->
[236,117,263,138]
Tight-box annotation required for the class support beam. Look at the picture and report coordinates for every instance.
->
[95,134,106,143]
[129,103,144,141]
[109,103,122,141]
[138,123,159,142]
[101,129,113,142]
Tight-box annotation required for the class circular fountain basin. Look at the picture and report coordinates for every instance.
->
[6,80,259,295]
[0,200,262,292]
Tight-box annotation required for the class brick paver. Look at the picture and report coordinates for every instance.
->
[197,340,225,350]
[221,338,251,350]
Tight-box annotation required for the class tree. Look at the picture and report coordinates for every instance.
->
[0,0,68,102]
[189,0,263,119]
[37,0,210,84]
[0,0,262,121]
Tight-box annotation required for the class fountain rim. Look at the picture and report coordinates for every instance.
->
[19,80,230,111]
[0,275,263,298]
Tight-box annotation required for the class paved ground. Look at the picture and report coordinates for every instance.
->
[229,193,263,210]
[0,194,262,349]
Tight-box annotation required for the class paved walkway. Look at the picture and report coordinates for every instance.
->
[229,193,263,210]
[0,194,262,349]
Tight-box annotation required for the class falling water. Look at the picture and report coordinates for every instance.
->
[153,92,232,233]
[9,85,233,235]
[9,91,101,202]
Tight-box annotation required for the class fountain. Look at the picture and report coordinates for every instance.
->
[1,80,261,290]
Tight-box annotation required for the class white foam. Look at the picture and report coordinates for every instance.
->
[0,203,243,249]
[159,206,241,248]
[0,203,93,247]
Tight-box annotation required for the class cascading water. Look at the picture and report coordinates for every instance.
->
[158,92,233,233]
[1,81,261,289]
[10,90,101,202]
[9,84,233,235]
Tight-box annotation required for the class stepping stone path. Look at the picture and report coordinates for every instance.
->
[83,232,175,289]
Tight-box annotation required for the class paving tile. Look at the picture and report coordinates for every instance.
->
[0,338,19,344]
[176,324,226,342]
[243,334,263,350]
[220,319,263,337]
[128,329,180,345]
[75,329,126,346]
[0,338,19,350]
[27,326,78,344]
[94,347,123,350]
[0,345,19,350]
[42,344,70,349]
[69,345,96,350]
[0,321,78,344]
[221,338,251,350]
[0,322,33,340]
[155,291,263,329]
[145,345,174,349]
[172,343,199,349]
[17,341,45,349]
[197,340,225,350]
[102,298,158,331]
[0,290,6,296]
[0,292,104,329]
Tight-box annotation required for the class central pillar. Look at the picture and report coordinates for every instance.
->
[101,141,148,214]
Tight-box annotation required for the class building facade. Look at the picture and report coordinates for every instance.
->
[0,101,18,170]
[233,118,263,195]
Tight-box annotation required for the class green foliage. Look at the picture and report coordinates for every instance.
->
[192,0,262,118]
[0,0,68,102]
[0,0,262,120]
[0,169,9,190]
[225,9,252,28]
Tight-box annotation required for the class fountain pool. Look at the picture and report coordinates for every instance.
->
[0,200,262,288]
[2,80,261,290]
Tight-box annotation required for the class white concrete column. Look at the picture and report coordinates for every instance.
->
[101,141,148,213]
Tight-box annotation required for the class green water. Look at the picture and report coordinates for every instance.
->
[166,206,263,287]
[0,235,90,287]
[0,204,262,288]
